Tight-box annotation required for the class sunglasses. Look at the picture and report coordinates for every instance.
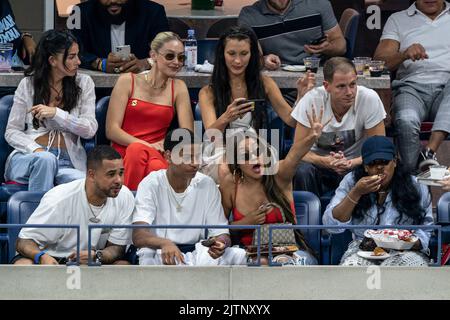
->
[159,52,186,63]
[367,159,391,167]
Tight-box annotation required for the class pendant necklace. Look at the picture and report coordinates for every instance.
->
[86,193,105,223]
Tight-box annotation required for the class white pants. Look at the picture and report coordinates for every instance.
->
[137,242,247,266]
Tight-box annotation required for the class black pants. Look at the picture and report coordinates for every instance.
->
[293,161,344,198]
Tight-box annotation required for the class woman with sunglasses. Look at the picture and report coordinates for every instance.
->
[218,106,328,265]
[106,31,194,190]
[198,26,313,182]
[323,136,434,266]
[4,30,97,192]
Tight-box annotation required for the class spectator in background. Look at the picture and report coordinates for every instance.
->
[291,57,386,198]
[106,32,194,190]
[323,136,433,266]
[374,0,450,173]
[238,0,346,105]
[4,30,97,192]
[72,0,169,74]
[132,129,247,266]
[0,0,36,96]
[13,146,135,265]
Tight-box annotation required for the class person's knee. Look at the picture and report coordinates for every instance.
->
[112,260,130,265]
[394,114,421,133]
[126,142,152,155]
[13,258,34,265]
[31,151,58,169]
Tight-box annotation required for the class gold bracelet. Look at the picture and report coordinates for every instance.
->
[346,194,358,205]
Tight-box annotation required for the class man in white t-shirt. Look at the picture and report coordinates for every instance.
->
[132,129,247,266]
[14,145,135,265]
[374,0,450,173]
[291,57,386,197]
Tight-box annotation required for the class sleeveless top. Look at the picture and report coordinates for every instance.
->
[231,182,296,246]
[112,73,175,157]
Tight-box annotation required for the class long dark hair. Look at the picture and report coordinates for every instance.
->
[228,134,315,256]
[352,161,429,225]
[210,26,267,131]
[25,29,81,114]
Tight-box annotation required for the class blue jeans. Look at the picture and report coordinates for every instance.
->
[5,147,85,192]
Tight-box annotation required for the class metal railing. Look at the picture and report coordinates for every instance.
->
[0,224,80,265]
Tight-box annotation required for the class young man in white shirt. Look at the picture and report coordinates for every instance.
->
[374,0,450,173]
[13,145,135,265]
[291,57,386,197]
[132,129,247,266]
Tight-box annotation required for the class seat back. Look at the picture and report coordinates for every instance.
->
[0,95,14,184]
[437,192,450,224]
[95,96,110,146]
[168,17,190,39]
[197,39,219,65]
[339,8,360,59]
[7,191,44,262]
[206,18,238,38]
[293,191,321,257]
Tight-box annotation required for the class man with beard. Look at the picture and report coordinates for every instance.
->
[72,0,169,74]
[13,145,135,265]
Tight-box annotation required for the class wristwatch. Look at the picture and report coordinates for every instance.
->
[114,67,120,74]
[95,250,104,264]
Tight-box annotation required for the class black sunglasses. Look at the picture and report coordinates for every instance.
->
[159,52,186,63]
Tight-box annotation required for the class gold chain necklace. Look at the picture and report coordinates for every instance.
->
[145,73,167,90]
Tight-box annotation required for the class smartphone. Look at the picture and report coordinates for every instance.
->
[114,45,131,60]
[309,35,327,45]
[237,99,266,106]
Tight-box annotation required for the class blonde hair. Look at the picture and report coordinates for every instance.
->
[150,31,183,52]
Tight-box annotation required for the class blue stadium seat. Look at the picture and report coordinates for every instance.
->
[6,191,44,263]
[339,8,360,59]
[197,39,218,65]
[95,96,110,146]
[0,95,27,263]
[293,191,321,260]
[436,192,450,244]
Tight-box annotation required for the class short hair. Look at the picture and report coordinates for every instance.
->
[323,57,356,82]
[86,145,122,170]
[164,128,196,152]
[150,31,182,52]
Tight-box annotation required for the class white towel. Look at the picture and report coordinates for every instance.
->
[194,60,214,73]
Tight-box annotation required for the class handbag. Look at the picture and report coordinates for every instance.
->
[251,203,297,246]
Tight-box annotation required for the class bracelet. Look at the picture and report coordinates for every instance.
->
[21,32,33,40]
[101,58,107,73]
[346,194,358,205]
[34,250,48,264]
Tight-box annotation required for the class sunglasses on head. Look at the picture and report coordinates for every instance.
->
[159,52,186,63]
[367,159,391,167]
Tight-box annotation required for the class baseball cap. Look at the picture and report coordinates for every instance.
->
[361,136,396,165]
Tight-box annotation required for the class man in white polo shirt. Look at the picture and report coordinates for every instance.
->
[374,0,450,173]
[132,129,246,266]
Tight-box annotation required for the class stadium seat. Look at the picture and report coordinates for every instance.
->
[197,39,218,65]
[0,95,27,263]
[293,191,321,260]
[95,96,110,146]
[339,8,360,59]
[6,191,44,263]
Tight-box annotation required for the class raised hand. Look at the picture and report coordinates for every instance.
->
[306,104,331,139]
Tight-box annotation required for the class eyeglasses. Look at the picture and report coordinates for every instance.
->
[367,159,391,167]
[158,52,186,63]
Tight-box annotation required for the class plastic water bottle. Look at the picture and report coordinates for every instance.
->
[185,29,197,71]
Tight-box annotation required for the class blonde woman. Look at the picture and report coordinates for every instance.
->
[106,32,194,190]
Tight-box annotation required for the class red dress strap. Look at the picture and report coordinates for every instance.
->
[130,73,135,98]
[171,79,175,107]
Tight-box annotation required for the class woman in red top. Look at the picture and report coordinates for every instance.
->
[106,32,194,190]
[219,106,329,265]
